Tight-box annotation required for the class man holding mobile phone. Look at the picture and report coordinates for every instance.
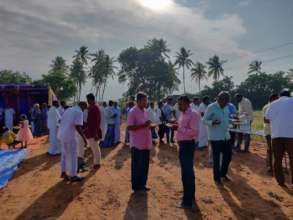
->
[127,92,152,192]
[203,91,232,185]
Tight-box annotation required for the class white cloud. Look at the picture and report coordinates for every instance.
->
[0,0,252,99]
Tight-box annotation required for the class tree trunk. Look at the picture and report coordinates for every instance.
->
[102,80,107,101]
[78,82,82,102]
[198,79,201,92]
[183,66,186,94]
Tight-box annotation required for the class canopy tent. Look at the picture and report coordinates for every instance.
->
[0,84,57,122]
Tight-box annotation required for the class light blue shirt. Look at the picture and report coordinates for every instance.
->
[203,102,230,141]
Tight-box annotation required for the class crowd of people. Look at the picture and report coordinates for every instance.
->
[0,88,292,212]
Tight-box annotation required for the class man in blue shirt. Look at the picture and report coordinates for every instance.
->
[203,92,232,185]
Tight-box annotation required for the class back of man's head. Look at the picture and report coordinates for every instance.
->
[280,88,291,97]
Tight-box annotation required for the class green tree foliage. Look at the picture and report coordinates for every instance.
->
[175,47,193,94]
[235,72,293,109]
[206,55,226,81]
[71,46,89,101]
[248,60,263,74]
[70,57,86,101]
[191,62,207,92]
[199,76,235,100]
[36,56,77,101]
[118,38,180,101]
[0,70,32,84]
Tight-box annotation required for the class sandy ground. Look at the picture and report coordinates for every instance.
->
[0,126,293,220]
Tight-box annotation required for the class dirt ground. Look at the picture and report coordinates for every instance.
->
[0,126,293,220]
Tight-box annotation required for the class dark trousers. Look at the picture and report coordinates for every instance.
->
[131,148,150,190]
[158,124,167,141]
[211,140,232,181]
[229,131,236,148]
[265,135,273,171]
[178,140,196,206]
[237,133,251,151]
[272,138,293,185]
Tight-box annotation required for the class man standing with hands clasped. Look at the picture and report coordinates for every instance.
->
[127,92,153,192]
[172,96,200,210]
[203,92,232,185]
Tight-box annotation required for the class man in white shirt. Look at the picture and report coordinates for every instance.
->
[190,97,200,112]
[47,101,61,155]
[235,94,254,152]
[263,94,279,174]
[59,102,87,182]
[5,106,15,130]
[198,97,210,149]
[100,101,116,147]
[147,102,160,141]
[162,98,175,143]
[266,89,293,188]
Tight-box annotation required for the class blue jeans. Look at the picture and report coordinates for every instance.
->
[178,140,196,206]
[211,140,232,181]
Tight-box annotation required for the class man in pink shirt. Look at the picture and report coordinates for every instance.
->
[127,92,152,192]
[173,95,200,210]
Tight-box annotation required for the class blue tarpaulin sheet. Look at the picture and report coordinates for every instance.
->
[0,149,28,189]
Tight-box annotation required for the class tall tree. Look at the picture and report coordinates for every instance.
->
[248,60,262,74]
[191,62,207,92]
[175,47,193,94]
[206,55,226,81]
[50,56,68,73]
[71,46,89,101]
[73,46,90,65]
[118,39,180,100]
[89,50,116,100]
[146,38,170,60]
[37,56,77,101]
[70,58,86,101]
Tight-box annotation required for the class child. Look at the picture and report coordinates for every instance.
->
[0,127,19,149]
[16,115,33,149]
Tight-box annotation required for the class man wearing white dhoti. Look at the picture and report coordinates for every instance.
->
[47,101,61,155]
[77,105,88,172]
[4,106,15,130]
[59,102,87,182]
[198,97,210,149]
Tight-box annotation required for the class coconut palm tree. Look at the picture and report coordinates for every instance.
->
[70,57,86,101]
[146,38,170,59]
[71,46,89,101]
[175,47,193,94]
[89,50,116,100]
[50,56,68,73]
[206,55,226,81]
[248,60,262,74]
[191,62,207,92]
[74,46,90,65]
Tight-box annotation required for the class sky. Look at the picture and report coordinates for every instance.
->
[1,0,293,100]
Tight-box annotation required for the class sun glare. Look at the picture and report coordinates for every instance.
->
[139,0,173,12]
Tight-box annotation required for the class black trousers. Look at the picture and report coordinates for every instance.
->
[237,133,251,151]
[131,148,150,190]
[178,140,196,206]
[211,140,232,181]
[158,124,167,140]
